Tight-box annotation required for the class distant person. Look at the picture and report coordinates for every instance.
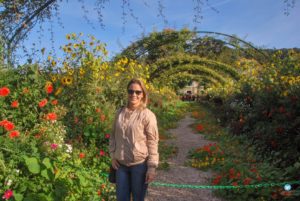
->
[109,78,159,201]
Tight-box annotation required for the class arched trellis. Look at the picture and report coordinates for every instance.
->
[150,54,239,81]
[154,64,230,85]
[118,29,270,63]
[155,72,220,89]
[193,31,270,63]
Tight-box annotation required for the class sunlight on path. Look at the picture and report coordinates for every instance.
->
[146,114,224,201]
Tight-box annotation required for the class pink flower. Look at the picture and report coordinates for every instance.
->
[105,134,110,139]
[99,150,105,156]
[51,143,58,150]
[2,189,13,200]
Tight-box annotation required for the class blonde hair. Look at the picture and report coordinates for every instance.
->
[127,78,148,108]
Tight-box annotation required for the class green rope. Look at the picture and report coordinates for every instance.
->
[149,181,300,189]
[101,172,299,190]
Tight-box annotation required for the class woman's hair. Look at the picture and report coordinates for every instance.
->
[127,78,148,108]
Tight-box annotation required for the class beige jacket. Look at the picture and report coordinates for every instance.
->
[109,107,159,174]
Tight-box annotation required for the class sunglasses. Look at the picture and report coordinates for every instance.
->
[127,89,143,95]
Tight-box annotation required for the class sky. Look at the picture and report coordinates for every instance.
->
[19,0,300,62]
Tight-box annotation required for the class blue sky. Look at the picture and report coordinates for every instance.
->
[20,0,300,61]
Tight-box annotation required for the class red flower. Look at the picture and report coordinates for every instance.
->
[79,153,85,159]
[74,116,79,124]
[9,130,20,139]
[196,124,204,132]
[2,189,13,200]
[34,133,42,139]
[99,150,105,156]
[278,106,286,114]
[46,84,53,94]
[95,108,101,113]
[105,134,110,139]
[232,182,238,186]
[243,177,252,185]
[0,87,10,97]
[236,172,241,179]
[46,113,57,121]
[276,127,284,134]
[51,99,58,105]
[39,99,48,108]
[212,175,222,185]
[11,100,19,108]
[0,120,15,131]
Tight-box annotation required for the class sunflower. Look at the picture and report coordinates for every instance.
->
[61,76,73,86]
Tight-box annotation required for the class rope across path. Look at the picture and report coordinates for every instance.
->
[150,181,300,190]
[101,172,299,190]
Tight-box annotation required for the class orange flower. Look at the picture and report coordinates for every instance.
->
[95,108,101,113]
[9,130,20,139]
[11,100,19,108]
[0,86,10,96]
[51,99,58,105]
[79,153,85,159]
[23,87,29,94]
[100,114,106,122]
[46,112,57,121]
[39,99,48,108]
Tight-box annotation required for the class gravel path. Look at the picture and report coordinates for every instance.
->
[146,114,224,201]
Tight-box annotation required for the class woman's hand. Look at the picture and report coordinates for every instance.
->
[112,159,120,170]
[145,171,156,184]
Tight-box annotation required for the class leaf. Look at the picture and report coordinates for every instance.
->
[25,157,40,174]
[14,193,24,201]
[78,174,87,186]
[42,158,53,170]
[294,162,300,169]
[41,169,50,180]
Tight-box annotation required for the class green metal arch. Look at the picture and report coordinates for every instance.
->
[150,54,239,80]
[156,64,229,85]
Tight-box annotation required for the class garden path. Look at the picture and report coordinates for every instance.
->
[146,114,224,201]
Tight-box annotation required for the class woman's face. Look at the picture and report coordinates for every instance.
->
[127,83,144,108]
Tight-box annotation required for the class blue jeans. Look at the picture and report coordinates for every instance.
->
[116,162,148,201]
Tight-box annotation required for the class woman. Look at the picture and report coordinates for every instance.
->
[109,78,159,201]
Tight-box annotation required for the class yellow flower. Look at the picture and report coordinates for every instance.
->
[68,69,74,75]
[66,34,71,40]
[51,60,57,67]
[55,87,63,96]
[79,68,85,75]
[51,75,57,82]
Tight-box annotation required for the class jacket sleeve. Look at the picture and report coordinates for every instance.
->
[144,109,159,174]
